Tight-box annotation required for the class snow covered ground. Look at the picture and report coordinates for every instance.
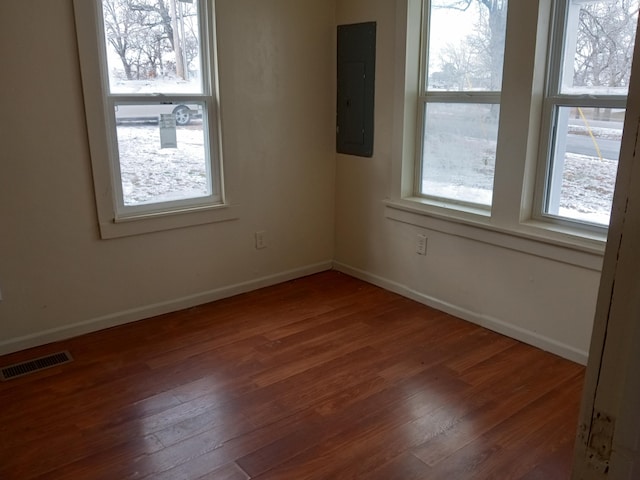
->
[115,122,618,225]
[116,123,210,205]
[556,153,616,225]
[422,123,620,225]
[423,150,616,225]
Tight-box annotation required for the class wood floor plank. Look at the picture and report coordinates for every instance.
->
[515,440,577,480]
[0,271,585,480]
[411,346,583,468]
[419,372,584,479]
[367,451,435,480]
[236,364,469,478]
[195,462,250,480]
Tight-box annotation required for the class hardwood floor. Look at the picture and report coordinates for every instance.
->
[0,271,585,479]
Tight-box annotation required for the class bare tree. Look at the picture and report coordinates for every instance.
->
[103,0,136,79]
[434,0,507,89]
[574,0,639,88]
[101,0,198,81]
[435,0,637,94]
[438,43,477,90]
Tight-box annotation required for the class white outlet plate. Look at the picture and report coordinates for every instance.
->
[255,231,267,249]
[416,234,427,255]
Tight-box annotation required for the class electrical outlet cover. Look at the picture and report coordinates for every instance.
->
[416,234,427,255]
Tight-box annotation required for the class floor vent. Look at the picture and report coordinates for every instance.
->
[1,351,73,381]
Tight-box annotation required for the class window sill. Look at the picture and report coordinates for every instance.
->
[98,203,240,239]
[385,198,605,271]
[390,196,492,221]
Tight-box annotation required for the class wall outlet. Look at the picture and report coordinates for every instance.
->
[416,234,427,255]
[255,231,267,249]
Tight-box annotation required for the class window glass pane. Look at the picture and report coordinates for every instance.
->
[421,103,499,206]
[545,106,623,226]
[101,0,203,94]
[114,103,211,206]
[427,0,508,92]
[560,0,639,95]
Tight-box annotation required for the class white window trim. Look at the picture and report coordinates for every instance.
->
[416,0,504,210]
[73,0,237,239]
[415,93,502,210]
[532,0,629,233]
[389,0,608,264]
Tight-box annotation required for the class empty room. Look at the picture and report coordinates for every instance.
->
[1,0,639,478]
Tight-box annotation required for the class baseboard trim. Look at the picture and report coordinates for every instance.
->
[333,261,589,365]
[0,261,333,356]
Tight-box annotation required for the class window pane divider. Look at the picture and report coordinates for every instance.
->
[423,92,502,104]
[107,96,211,103]
[545,95,628,109]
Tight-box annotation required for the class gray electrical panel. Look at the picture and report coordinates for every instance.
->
[337,22,376,157]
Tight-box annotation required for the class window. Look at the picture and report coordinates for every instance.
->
[418,0,508,208]
[536,0,638,228]
[399,0,638,240]
[74,0,231,238]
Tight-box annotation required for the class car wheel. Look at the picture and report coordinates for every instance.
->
[173,105,191,126]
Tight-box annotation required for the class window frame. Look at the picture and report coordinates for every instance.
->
[415,0,507,211]
[388,0,613,255]
[533,0,630,232]
[74,0,235,239]
[391,0,636,246]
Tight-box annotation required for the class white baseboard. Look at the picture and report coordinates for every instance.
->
[333,261,589,365]
[0,261,333,356]
[2,260,589,365]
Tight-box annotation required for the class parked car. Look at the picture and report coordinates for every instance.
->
[114,104,201,126]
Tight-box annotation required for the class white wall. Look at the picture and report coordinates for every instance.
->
[334,0,602,363]
[0,0,604,363]
[0,0,336,354]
